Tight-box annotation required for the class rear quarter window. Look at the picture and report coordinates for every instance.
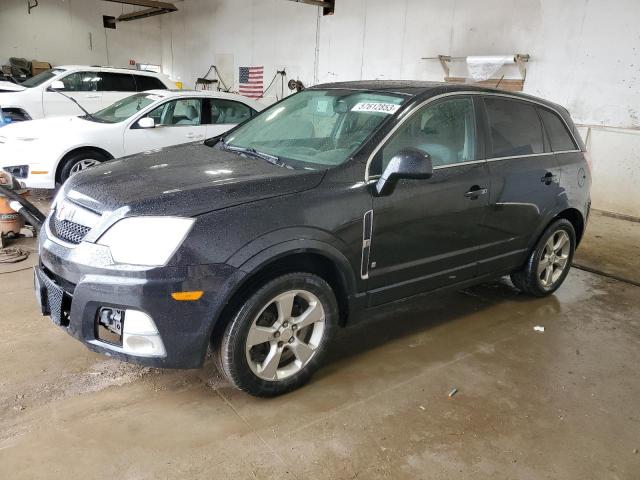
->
[135,75,168,91]
[537,108,577,152]
[99,73,136,92]
[484,97,544,158]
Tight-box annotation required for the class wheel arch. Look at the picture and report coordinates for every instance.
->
[55,146,114,183]
[527,207,586,255]
[210,244,357,346]
[554,207,585,246]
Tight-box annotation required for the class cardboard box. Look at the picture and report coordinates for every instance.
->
[31,61,52,76]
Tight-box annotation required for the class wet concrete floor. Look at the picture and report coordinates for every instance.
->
[1,251,639,479]
[574,209,640,285]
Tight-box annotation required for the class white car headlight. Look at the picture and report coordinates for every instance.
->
[97,216,195,266]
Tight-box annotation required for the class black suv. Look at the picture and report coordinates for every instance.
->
[35,81,591,396]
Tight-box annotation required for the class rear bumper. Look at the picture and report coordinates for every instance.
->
[37,225,245,368]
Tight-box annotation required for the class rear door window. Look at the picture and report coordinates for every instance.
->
[135,75,167,91]
[206,99,254,124]
[538,108,577,152]
[484,98,544,158]
[99,73,136,92]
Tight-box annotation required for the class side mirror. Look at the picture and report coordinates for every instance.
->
[49,80,64,90]
[137,117,156,129]
[375,148,433,196]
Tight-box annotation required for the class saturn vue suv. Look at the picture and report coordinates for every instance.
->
[34,81,591,396]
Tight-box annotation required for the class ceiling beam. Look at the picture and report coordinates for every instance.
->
[286,0,335,15]
[103,0,177,10]
[102,0,177,23]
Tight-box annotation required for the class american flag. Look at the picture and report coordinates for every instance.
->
[239,66,264,99]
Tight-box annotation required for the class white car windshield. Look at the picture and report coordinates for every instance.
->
[20,69,66,88]
[89,93,162,123]
[223,89,406,169]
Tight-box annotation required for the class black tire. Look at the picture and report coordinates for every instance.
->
[510,219,576,297]
[212,272,338,397]
[58,150,108,185]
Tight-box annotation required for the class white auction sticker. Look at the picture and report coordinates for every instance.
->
[351,102,401,114]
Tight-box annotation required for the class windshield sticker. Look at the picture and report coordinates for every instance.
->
[351,102,400,114]
[316,100,330,113]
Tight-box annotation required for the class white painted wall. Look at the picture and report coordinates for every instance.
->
[0,0,162,70]
[162,0,640,217]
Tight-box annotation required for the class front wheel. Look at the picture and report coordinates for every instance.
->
[212,272,338,397]
[58,150,108,185]
[511,219,576,297]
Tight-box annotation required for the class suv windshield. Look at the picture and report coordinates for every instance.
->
[224,89,406,169]
[89,93,162,123]
[20,68,66,88]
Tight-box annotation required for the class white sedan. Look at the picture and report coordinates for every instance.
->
[0,90,264,188]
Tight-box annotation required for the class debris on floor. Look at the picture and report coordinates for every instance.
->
[534,325,545,333]
[448,387,458,398]
[0,247,29,263]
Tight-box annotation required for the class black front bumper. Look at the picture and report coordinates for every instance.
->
[37,222,245,369]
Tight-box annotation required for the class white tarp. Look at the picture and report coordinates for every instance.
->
[466,55,514,81]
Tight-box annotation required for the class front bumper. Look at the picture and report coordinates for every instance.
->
[37,222,245,368]
[0,143,56,189]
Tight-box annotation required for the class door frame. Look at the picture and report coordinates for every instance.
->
[363,94,491,304]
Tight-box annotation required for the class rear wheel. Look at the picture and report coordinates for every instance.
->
[58,150,108,185]
[212,272,338,397]
[510,219,576,297]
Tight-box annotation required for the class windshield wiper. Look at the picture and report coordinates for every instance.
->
[222,143,290,168]
[47,86,99,122]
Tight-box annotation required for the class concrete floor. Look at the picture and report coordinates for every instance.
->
[574,210,640,285]
[1,212,639,479]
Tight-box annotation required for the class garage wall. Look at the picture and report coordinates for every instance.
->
[159,0,318,93]
[161,0,640,217]
[0,0,162,69]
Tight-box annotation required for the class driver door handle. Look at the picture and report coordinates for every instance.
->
[464,186,488,199]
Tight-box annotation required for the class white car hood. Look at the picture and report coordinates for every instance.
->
[0,116,107,139]
[0,81,26,92]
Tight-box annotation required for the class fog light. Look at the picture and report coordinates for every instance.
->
[3,165,29,179]
[122,310,166,357]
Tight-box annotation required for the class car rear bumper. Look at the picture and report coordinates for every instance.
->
[37,226,245,369]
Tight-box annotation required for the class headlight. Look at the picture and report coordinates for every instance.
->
[97,216,195,266]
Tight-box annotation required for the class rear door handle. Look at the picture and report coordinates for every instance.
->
[464,186,488,199]
[86,94,101,98]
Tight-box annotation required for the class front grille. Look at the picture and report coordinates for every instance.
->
[50,217,91,244]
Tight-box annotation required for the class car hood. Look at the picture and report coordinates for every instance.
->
[0,115,107,139]
[0,81,26,92]
[63,143,325,217]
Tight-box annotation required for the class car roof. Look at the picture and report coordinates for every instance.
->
[139,89,265,108]
[56,65,164,77]
[311,80,568,113]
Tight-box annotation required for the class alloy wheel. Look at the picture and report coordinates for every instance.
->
[69,159,101,176]
[245,289,326,381]
[538,230,571,288]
